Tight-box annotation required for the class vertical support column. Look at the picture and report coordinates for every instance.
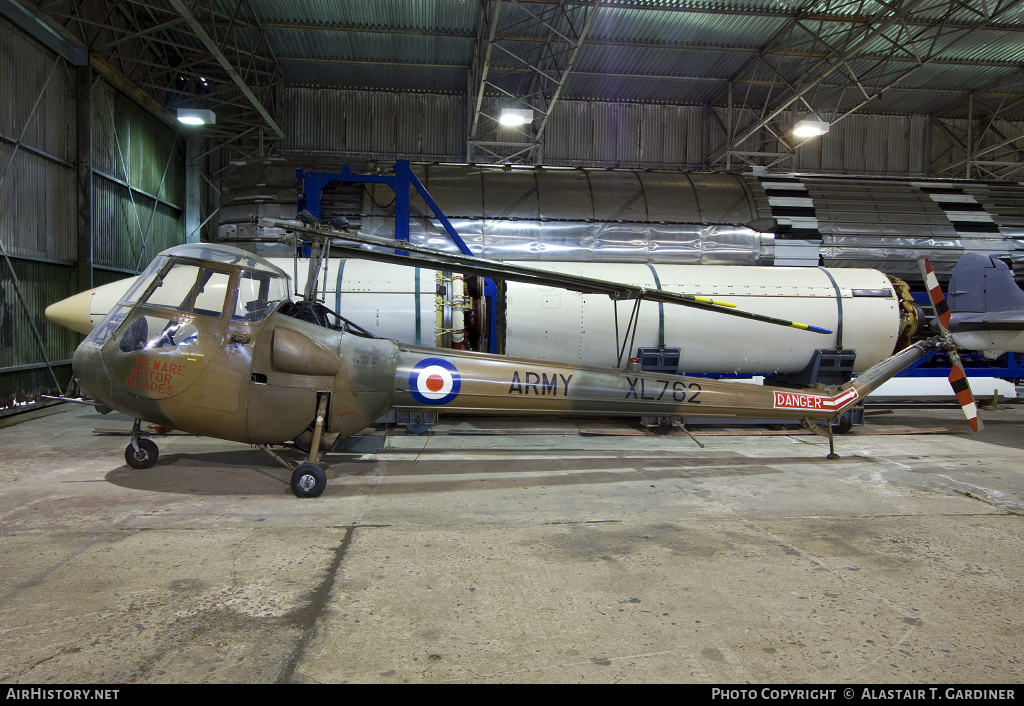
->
[451,274,466,350]
[76,65,92,293]
[726,82,733,171]
[185,136,202,243]
[922,113,932,178]
[966,92,974,180]
[393,160,411,244]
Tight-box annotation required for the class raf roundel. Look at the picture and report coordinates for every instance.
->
[409,358,462,406]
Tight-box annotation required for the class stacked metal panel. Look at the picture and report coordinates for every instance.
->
[358,164,768,266]
[215,159,1024,280]
[802,177,1023,278]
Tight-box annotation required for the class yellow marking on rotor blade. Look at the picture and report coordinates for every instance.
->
[692,296,737,308]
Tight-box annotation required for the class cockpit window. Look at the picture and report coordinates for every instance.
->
[85,261,167,348]
[145,263,200,311]
[193,269,231,317]
[139,263,232,318]
[234,270,290,322]
[117,315,200,353]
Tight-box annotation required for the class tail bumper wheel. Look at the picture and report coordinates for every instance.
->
[834,413,854,435]
[291,463,327,498]
[125,438,159,469]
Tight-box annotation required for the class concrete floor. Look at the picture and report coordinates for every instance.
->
[1,403,1022,684]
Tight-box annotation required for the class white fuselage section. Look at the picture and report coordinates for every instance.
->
[50,259,904,375]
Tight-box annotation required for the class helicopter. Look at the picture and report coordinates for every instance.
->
[53,219,980,498]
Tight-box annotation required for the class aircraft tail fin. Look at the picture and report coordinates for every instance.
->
[947,253,1024,315]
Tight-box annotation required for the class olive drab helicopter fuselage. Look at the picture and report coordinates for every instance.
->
[69,241,967,498]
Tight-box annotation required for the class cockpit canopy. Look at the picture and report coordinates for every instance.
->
[154,243,291,275]
[85,243,292,348]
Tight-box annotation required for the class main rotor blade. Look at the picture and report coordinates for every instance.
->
[259,219,833,335]
[918,258,983,431]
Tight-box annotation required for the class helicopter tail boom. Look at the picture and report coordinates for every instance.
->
[843,338,942,404]
[388,339,939,423]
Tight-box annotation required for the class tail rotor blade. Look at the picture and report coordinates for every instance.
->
[919,259,983,432]
[947,346,984,432]
[918,258,952,334]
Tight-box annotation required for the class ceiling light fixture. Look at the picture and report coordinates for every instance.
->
[177,108,216,126]
[499,108,533,127]
[793,119,829,138]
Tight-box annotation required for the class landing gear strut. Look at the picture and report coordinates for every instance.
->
[803,417,841,460]
[826,419,840,460]
[261,395,331,498]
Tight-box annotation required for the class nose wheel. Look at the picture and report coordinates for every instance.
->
[125,438,159,469]
[124,418,160,469]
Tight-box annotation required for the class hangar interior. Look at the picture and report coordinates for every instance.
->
[2,0,1024,685]
[6,0,1024,410]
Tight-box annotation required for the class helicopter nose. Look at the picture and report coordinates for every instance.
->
[45,276,137,335]
[45,290,95,335]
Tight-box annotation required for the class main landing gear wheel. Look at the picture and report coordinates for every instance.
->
[405,420,432,435]
[125,438,159,469]
[290,463,327,498]
[650,416,677,435]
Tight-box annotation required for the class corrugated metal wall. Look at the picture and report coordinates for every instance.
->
[0,17,185,413]
[282,85,1024,179]
[798,113,929,177]
[0,257,78,407]
[544,101,713,168]
[91,81,184,276]
[0,25,76,262]
[0,19,77,411]
[282,87,465,161]
[930,117,1024,179]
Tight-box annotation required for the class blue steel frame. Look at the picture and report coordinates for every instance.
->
[297,161,472,255]
[896,350,1024,379]
[297,160,500,352]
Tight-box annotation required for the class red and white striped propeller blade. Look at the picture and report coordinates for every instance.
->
[918,259,984,432]
[948,357,983,432]
[920,258,952,333]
